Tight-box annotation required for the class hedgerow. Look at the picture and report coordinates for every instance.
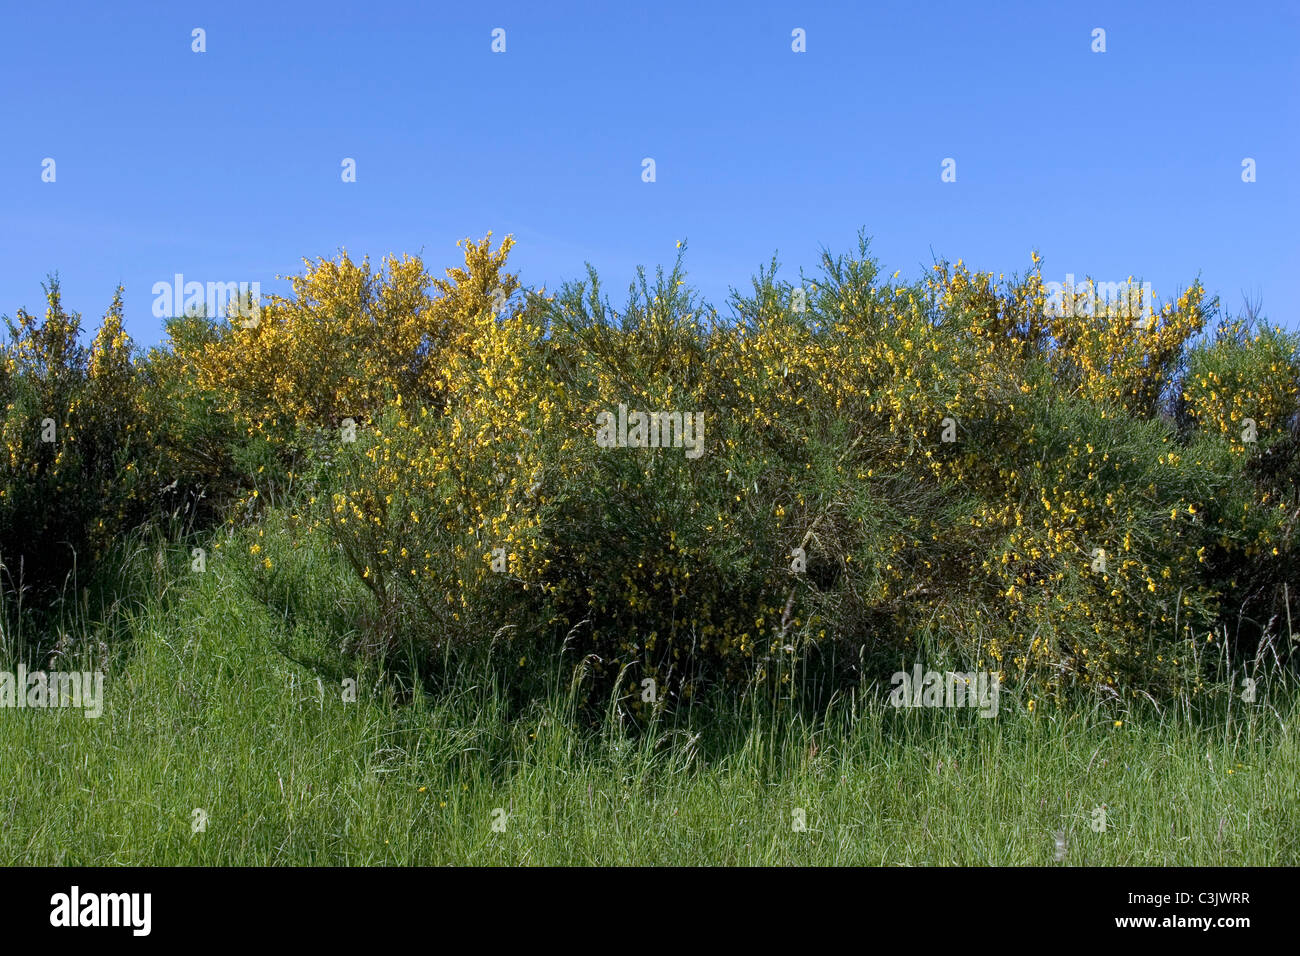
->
[3,234,1297,710]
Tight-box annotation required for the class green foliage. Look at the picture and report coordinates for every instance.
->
[2,238,1297,710]
[0,279,154,624]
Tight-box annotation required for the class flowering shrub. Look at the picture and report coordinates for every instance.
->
[1182,318,1300,448]
[298,237,1299,707]
[4,235,1296,709]
[1181,317,1300,647]
[0,280,154,606]
[313,260,548,657]
[170,235,522,506]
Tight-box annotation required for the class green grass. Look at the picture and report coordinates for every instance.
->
[1,539,1296,866]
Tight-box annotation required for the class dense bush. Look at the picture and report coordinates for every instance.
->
[0,280,154,611]
[3,235,1297,709]
[292,236,1300,708]
[171,236,522,497]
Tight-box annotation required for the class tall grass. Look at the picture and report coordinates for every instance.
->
[0,530,1294,866]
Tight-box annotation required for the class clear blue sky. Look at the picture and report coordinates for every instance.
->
[2,0,1296,347]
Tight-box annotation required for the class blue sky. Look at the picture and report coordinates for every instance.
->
[2,0,1296,346]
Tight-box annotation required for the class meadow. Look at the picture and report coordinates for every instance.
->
[2,233,1297,865]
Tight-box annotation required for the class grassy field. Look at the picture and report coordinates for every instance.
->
[2,537,1295,867]
[4,234,1298,867]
